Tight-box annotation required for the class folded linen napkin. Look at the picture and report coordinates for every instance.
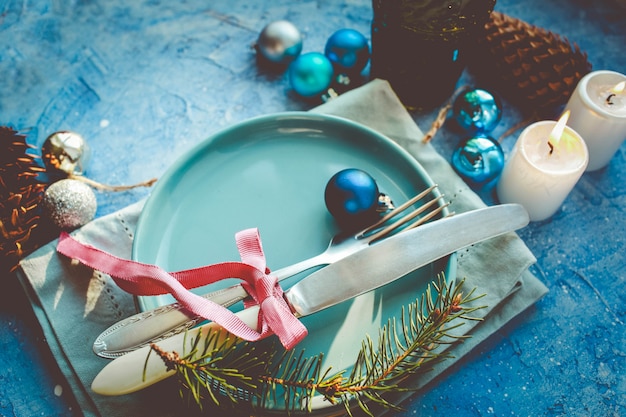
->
[17,79,548,417]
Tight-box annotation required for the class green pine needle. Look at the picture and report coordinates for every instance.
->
[150,274,485,415]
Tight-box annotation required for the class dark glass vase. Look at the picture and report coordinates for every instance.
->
[371,0,496,109]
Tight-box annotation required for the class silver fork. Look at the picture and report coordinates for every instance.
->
[93,185,450,358]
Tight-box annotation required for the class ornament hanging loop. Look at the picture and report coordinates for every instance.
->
[422,102,453,144]
[42,130,157,192]
[422,85,471,143]
[69,174,157,192]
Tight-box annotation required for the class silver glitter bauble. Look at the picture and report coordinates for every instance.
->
[41,131,91,176]
[43,179,97,230]
[256,20,303,65]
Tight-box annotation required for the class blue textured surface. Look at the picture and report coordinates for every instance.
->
[1,1,625,416]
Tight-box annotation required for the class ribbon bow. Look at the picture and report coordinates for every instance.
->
[56,228,308,350]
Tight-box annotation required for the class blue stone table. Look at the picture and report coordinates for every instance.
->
[1,1,625,416]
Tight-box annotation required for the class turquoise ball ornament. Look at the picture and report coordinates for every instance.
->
[324,28,370,75]
[324,168,380,228]
[255,20,303,65]
[451,134,505,189]
[453,88,502,134]
[288,52,334,98]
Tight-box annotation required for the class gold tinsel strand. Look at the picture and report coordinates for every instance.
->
[470,11,592,117]
[0,127,55,273]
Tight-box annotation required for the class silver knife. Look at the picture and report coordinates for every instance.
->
[91,203,528,396]
[94,192,442,358]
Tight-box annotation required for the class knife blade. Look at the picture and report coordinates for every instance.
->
[91,203,528,396]
[94,191,444,359]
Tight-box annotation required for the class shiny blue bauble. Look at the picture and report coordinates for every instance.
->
[453,88,502,134]
[288,52,334,97]
[451,134,505,189]
[325,168,380,228]
[324,28,370,75]
[256,20,303,65]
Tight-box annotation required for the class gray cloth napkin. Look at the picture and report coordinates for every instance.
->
[17,79,548,417]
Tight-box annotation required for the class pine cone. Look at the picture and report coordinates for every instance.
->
[469,11,592,117]
[0,127,55,273]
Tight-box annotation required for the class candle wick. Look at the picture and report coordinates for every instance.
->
[606,93,616,105]
[548,141,554,155]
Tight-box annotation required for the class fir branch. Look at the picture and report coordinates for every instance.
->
[150,274,486,415]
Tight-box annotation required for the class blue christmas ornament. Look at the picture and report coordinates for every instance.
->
[256,20,303,65]
[324,28,370,75]
[453,88,502,134]
[325,168,380,228]
[451,134,505,189]
[288,52,334,97]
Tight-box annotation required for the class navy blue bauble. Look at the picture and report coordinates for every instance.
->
[453,88,502,134]
[324,28,370,75]
[256,20,303,65]
[288,52,334,97]
[325,168,380,228]
[451,134,505,189]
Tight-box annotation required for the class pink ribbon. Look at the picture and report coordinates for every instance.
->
[56,229,308,350]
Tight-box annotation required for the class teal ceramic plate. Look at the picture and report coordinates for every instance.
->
[132,112,455,412]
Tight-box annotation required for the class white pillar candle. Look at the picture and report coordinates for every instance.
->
[497,113,588,222]
[563,70,626,171]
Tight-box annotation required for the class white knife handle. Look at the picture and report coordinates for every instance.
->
[91,305,261,395]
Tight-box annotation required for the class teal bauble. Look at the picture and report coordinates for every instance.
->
[451,134,504,189]
[288,52,334,97]
[324,28,370,75]
[453,88,502,134]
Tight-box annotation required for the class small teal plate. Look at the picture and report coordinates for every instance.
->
[132,112,455,412]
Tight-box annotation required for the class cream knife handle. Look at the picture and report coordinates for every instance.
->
[91,305,261,395]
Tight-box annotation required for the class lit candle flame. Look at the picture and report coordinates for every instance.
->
[606,81,626,106]
[548,110,570,155]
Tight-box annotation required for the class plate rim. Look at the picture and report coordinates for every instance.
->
[133,111,441,262]
[131,111,458,413]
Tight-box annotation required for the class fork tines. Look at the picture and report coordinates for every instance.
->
[360,184,451,242]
